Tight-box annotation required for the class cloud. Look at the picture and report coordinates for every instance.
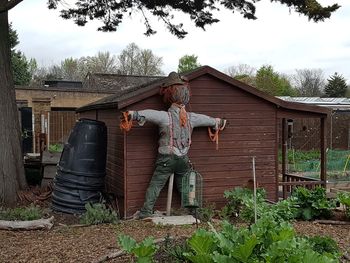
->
[9,0,350,81]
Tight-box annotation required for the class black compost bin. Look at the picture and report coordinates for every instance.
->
[52,118,107,214]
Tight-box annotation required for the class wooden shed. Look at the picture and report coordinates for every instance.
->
[77,66,330,218]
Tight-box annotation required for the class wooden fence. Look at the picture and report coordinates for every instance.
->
[49,111,78,145]
[280,112,350,151]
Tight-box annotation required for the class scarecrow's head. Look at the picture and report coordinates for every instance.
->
[160,72,191,106]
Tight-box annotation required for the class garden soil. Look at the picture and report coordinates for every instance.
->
[1,212,350,263]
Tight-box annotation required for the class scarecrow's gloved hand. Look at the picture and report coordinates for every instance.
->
[214,118,227,131]
[120,111,133,121]
[219,119,227,131]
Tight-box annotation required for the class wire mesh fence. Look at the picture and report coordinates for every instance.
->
[284,149,350,181]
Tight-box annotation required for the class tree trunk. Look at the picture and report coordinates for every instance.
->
[0,10,27,205]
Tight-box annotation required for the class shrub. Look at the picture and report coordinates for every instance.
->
[337,192,350,219]
[80,203,118,225]
[0,204,42,221]
[291,186,336,220]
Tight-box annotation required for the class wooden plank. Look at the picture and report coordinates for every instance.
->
[189,104,274,112]
[126,157,275,168]
[126,147,275,157]
[279,181,325,186]
[320,117,326,183]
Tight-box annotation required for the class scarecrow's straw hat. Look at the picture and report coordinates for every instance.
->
[161,72,188,87]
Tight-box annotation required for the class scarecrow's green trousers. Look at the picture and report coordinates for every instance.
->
[139,154,190,218]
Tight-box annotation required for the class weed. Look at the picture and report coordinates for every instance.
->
[218,204,235,220]
[80,203,118,225]
[198,203,215,222]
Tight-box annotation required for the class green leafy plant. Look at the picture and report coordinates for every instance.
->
[223,187,297,223]
[291,186,336,220]
[198,203,216,222]
[0,204,42,221]
[269,198,299,221]
[118,234,159,263]
[337,192,350,219]
[48,143,63,152]
[80,203,118,225]
[223,187,267,222]
[183,215,339,263]
[307,235,340,259]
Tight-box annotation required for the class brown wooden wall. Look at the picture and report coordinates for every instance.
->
[123,74,278,217]
[123,96,168,216]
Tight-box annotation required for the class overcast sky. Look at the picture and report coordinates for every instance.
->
[9,0,350,82]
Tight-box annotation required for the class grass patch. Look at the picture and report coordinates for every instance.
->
[0,204,43,221]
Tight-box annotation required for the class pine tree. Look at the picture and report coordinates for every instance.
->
[324,73,347,97]
[9,24,33,85]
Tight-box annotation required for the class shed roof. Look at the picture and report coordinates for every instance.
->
[277,96,350,111]
[77,66,330,116]
[82,72,163,93]
[15,74,163,94]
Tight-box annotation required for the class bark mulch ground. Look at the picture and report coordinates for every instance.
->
[1,213,349,262]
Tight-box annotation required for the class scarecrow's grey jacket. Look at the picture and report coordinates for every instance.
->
[130,104,221,156]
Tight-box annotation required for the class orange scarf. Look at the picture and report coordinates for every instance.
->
[172,103,187,127]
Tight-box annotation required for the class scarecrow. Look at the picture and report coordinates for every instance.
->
[120,72,227,219]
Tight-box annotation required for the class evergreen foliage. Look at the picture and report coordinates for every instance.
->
[12,51,32,85]
[324,73,348,97]
[48,0,340,39]
[9,24,34,85]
